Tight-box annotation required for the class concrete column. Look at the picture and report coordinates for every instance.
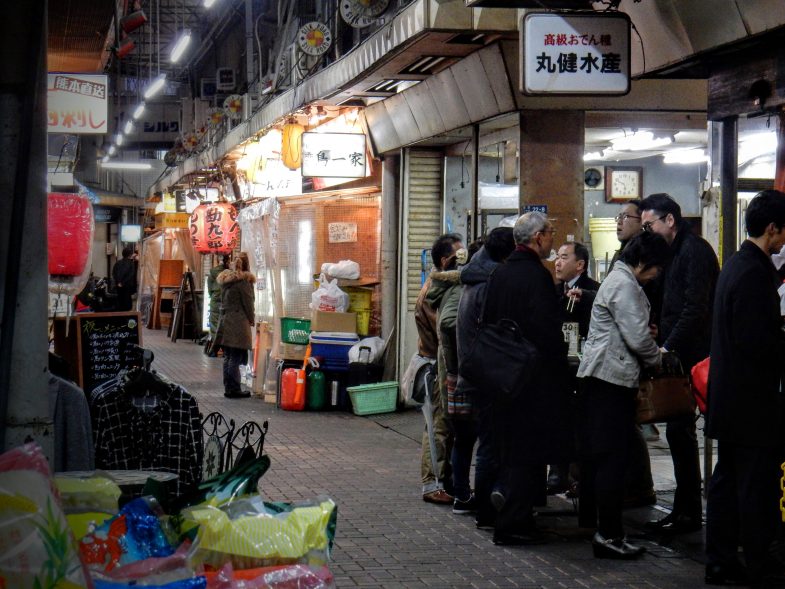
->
[519,110,585,244]
[0,1,52,455]
[381,154,399,380]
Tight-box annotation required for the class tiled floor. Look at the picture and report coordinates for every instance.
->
[143,328,707,588]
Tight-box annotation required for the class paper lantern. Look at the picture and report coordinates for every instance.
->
[48,192,93,276]
[190,202,239,255]
[281,121,305,170]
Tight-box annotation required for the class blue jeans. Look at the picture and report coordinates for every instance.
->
[450,417,477,502]
[222,346,247,394]
[473,393,499,522]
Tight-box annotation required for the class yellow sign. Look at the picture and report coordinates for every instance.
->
[163,192,177,212]
[155,212,190,229]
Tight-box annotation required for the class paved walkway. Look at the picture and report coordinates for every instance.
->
[143,328,708,588]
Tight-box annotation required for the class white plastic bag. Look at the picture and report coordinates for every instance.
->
[348,337,385,364]
[310,274,350,312]
[400,353,436,408]
[320,260,360,279]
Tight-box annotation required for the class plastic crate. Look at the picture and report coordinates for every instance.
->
[310,332,359,372]
[347,381,398,416]
[281,317,311,345]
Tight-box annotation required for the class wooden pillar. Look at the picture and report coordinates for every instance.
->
[519,110,585,244]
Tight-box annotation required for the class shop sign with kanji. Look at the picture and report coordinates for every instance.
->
[301,132,367,178]
[47,73,108,134]
[520,12,630,96]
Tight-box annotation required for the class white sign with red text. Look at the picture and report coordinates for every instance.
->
[520,13,630,95]
[48,73,108,134]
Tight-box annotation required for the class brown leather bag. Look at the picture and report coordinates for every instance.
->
[636,362,696,424]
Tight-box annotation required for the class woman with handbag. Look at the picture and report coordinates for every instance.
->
[576,232,670,559]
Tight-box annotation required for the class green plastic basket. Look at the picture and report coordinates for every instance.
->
[281,317,311,345]
[347,381,398,416]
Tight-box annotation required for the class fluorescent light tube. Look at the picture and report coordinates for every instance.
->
[143,74,167,99]
[170,30,192,63]
[132,104,145,120]
[116,134,124,146]
[124,121,134,135]
[611,131,673,151]
[100,161,153,170]
[584,151,604,161]
[204,0,217,7]
[663,149,709,164]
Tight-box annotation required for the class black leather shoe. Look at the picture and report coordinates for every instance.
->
[705,563,748,586]
[490,490,506,512]
[645,512,702,534]
[493,529,547,546]
[592,532,646,560]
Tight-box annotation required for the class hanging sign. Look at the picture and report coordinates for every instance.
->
[520,12,630,96]
[301,132,367,178]
[47,73,108,134]
[328,222,358,243]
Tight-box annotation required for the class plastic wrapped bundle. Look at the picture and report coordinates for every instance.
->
[205,563,335,588]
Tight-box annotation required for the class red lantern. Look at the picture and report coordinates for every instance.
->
[190,202,239,255]
[48,192,93,276]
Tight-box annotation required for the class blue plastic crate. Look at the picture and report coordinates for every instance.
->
[310,332,359,372]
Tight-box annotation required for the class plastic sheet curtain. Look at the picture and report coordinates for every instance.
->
[173,228,203,286]
[238,198,280,323]
[140,232,163,299]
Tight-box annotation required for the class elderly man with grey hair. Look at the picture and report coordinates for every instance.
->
[480,212,573,545]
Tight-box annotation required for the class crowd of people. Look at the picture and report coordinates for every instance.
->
[413,190,785,587]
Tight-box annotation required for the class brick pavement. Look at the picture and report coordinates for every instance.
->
[143,328,707,588]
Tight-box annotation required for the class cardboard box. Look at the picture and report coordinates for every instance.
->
[311,310,357,334]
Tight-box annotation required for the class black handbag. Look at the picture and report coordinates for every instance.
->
[459,270,540,400]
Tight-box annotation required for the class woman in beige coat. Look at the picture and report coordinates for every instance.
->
[215,253,255,398]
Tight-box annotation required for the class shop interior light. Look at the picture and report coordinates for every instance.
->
[116,134,124,146]
[662,149,709,164]
[108,145,117,156]
[611,131,673,151]
[100,161,153,170]
[124,120,135,135]
[584,150,604,161]
[101,155,110,164]
[132,103,146,120]
[170,30,192,63]
[143,74,167,99]
[738,132,778,163]
[308,106,326,126]
[204,0,217,7]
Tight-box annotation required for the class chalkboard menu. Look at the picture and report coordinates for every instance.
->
[53,312,143,394]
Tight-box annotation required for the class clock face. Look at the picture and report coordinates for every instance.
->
[297,22,332,56]
[605,167,642,202]
[340,0,389,28]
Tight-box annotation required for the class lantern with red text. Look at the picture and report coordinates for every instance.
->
[48,192,95,296]
[190,202,239,255]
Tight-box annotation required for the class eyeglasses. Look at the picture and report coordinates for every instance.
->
[643,215,668,233]
[538,227,557,236]
[615,213,641,222]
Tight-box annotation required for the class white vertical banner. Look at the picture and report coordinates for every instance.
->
[47,73,109,134]
[520,12,630,96]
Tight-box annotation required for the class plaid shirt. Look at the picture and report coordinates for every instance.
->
[93,380,202,496]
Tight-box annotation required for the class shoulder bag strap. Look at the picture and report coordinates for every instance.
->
[477,266,499,326]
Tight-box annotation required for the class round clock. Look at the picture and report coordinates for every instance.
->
[297,21,332,56]
[340,0,389,28]
[584,167,603,189]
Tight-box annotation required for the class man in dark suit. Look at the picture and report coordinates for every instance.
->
[641,193,719,535]
[705,190,785,587]
[554,241,600,339]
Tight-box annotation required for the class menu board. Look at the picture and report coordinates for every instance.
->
[77,312,142,394]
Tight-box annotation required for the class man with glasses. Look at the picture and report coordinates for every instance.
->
[609,200,643,272]
[481,212,572,545]
[640,193,719,535]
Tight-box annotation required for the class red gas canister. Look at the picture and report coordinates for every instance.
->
[280,367,305,411]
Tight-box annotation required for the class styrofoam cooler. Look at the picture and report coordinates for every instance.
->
[309,332,359,372]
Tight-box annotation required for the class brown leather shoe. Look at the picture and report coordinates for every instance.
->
[423,489,454,504]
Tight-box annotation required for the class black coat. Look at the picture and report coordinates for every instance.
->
[483,246,573,464]
[657,224,719,369]
[706,241,785,447]
[556,272,600,339]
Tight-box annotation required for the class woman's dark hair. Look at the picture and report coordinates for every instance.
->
[485,227,515,262]
[619,231,670,271]
[745,189,785,237]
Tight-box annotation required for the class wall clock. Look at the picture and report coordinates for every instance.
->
[340,0,389,28]
[605,166,642,202]
[297,21,332,56]
[584,166,604,191]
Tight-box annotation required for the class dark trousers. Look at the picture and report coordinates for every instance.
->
[473,393,499,523]
[115,286,133,312]
[666,413,703,518]
[577,377,637,538]
[222,346,247,394]
[451,417,478,502]
[624,424,655,498]
[706,442,783,583]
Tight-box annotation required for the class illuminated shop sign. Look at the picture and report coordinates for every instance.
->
[520,12,630,95]
[47,73,108,134]
[301,132,367,178]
